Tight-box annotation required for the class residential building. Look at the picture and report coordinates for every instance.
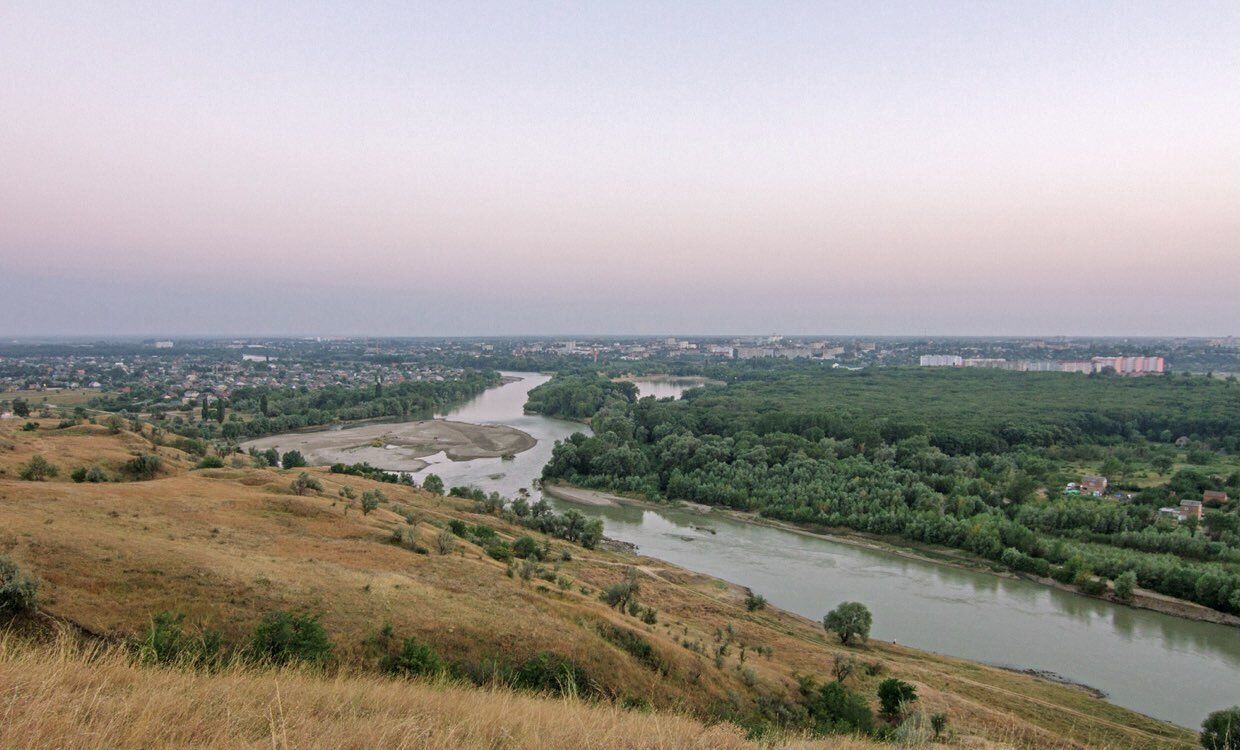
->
[1179,499,1204,521]
[1202,490,1229,507]
[919,355,963,367]
[1080,475,1108,495]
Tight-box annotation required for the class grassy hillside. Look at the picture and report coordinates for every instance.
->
[1,635,826,750]
[0,418,1197,749]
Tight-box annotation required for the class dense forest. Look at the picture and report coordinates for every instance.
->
[105,370,504,444]
[535,368,1240,614]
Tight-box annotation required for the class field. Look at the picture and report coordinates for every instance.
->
[0,419,1198,749]
[1,388,101,408]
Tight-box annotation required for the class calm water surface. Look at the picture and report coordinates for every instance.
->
[362,373,1235,727]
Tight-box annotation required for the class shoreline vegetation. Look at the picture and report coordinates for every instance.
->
[531,367,1240,621]
[542,482,1240,629]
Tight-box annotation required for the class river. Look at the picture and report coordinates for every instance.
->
[360,372,1235,727]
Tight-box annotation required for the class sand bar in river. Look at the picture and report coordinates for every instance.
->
[242,419,536,472]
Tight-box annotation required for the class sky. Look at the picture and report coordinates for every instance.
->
[1,1,1237,337]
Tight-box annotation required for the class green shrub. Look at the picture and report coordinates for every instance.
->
[361,489,384,514]
[280,450,307,469]
[511,651,593,697]
[70,466,88,483]
[381,636,444,677]
[745,591,767,611]
[248,611,332,666]
[290,472,323,496]
[135,611,223,667]
[19,455,58,481]
[0,556,39,618]
[125,453,162,480]
[803,679,874,735]
[1114,570,1137,601]
[877,678,918,719]
[513,535,541,560]
[600,623,664,672]
[196,456,225,469]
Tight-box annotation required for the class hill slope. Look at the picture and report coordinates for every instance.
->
[0,419,1197,749]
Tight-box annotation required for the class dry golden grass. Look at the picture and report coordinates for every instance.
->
[0,634,886,750]
[0,423,1198,750]
[0,388,101,408]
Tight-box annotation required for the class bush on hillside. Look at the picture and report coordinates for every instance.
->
[0,556,39,618]
[381,636,444,678]
[248,611,332,666]
[19,455,58,481]
[877,678,918,719]
[125,453,162,480]
[135,611,224,667]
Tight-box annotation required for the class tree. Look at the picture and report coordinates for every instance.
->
[103,414,125,434]
[877,677,918,719]
[745,591,767,612]
[1202,707,1240,750]
[259,393,269,417]
[831,653,856,683]
[262,448,280,467]
[1152,454,1175,476]
[11,398,30,418]
[281,450,307,469]
[579,517,604,549]
[19,455,58,481]
[1114,570,1137,602]
[823,601,872,646]
[201,396,209,422]
[216,399,226,424]
[602,568,641,611]
[290,472,322,496]
[422,473,444,495]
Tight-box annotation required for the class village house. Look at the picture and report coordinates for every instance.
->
[1179,499,1204,521]
[1202,490,1229,507]
[1080,475,1108,495]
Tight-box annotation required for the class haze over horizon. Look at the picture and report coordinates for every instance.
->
[2,1,1238,337]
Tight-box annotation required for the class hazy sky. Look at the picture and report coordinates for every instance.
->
[2,1,1237,337]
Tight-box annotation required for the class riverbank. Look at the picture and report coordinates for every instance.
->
[612,374,726,387]
[544,483,1240,629]
[241,419,536,472]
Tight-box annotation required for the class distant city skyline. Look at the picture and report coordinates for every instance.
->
[2,2,1237,336]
